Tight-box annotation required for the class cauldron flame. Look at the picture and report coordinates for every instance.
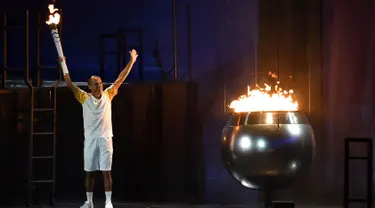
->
[222,72,315,191]
[229,72,298,112]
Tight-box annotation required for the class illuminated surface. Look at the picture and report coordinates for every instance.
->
[221,111,315,190]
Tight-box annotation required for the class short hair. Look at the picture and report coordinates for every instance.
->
[87,75,101,85]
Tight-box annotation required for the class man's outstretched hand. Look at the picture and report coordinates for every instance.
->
[130,49,138,62]
[58,56,66,62]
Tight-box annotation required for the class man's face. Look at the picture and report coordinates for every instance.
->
[88,76,103,94]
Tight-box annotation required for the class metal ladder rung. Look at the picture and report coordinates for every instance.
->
[4,67,24,71]
[32,156,53,159]
[33,132,54,136]
[31,180,54,183]
[3,25,25,29]
[33,108,54,112]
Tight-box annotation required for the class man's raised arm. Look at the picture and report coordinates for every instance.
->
[112,49,138,92]
[58,57,88,104]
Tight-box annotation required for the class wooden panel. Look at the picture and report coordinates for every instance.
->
[0,91,18,204]
[184,83,205,202]
[159,82,188,201]
[110,84,135,200]
[159,82,204,202]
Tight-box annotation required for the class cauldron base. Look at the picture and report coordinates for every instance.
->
[262,189,295,208]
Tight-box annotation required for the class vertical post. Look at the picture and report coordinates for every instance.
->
[254,35,257,86]
[223,84,227,113]
[116,29,122,77]
[343,139,349,208]
[3,12,7,88]
[254,0,258,87]
[51,86,57,205]
[25,10,31,87]
[275,0,280,80]
[367,139,373,208]
[139,29,144,81]
[121,33,127,74]
[172,0,178,80]
[25,10,32,88]
[27,88,34,206]
[99,37,105,81]
[37,11,41,87]
[187,4,192,81]
[308,54,311,115]
[26,9,33,206]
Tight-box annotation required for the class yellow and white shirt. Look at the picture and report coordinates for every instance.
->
[74,85,117,139]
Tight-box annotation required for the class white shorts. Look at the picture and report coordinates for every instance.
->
[84,137,113,172]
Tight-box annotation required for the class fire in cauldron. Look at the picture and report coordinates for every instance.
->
[221,72,316,191]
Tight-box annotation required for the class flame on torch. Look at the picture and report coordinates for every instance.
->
[46,4,60,25]
[229,72,298,113]
[46,4,69,75]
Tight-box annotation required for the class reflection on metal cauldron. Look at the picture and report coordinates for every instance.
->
[221,111,315,190]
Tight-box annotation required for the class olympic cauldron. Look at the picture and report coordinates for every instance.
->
[221,82,316,191]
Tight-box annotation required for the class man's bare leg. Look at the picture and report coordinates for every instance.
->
[85,172,95,204]
[102,171,112,205]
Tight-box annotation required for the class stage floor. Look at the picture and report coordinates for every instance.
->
[3,202,341,208]
[4,203,251,208]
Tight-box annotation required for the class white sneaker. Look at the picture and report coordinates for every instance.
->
[105,201,113,208]
[80,201,94,208]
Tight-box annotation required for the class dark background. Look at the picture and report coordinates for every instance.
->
[0,0,374,206]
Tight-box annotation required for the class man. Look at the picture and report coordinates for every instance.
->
[59,49,138,208]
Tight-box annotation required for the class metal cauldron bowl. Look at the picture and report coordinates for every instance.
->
[221,111,315,190]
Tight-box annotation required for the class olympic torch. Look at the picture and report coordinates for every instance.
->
[46,4,69,75]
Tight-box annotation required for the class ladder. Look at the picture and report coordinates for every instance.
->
[99,28,143,82]
[27,10,62,206]
[344,137,373,208]
[3,8,61,206]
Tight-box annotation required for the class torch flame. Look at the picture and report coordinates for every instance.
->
[229,72,298,113]
[46,4,60,25]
